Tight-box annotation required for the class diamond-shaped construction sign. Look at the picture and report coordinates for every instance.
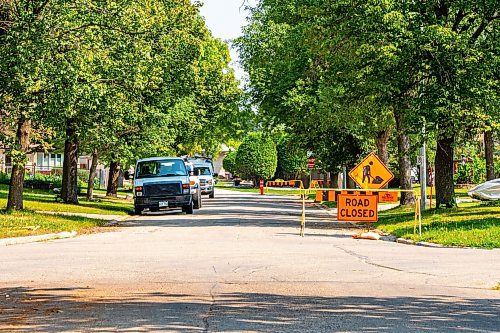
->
[349,152,394,189]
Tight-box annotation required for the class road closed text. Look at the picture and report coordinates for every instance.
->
[337,194,378,222]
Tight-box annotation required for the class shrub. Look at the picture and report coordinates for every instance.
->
[223,151,237,175]
[25,173,62,189]
[0,172,10,185]
[235,132,277,185]
[471,155,486,184]
[275,135,307,180]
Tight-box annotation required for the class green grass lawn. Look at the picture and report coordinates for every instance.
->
[413,184,469,198]
[0,210,107,239]
[377,201,500,249]
[0,184,132,216]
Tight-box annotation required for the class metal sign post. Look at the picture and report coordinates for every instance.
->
[420,144,427,211]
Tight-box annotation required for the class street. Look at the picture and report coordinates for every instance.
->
[1,189,499,332]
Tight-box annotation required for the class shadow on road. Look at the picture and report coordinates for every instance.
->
[1,286,498,332]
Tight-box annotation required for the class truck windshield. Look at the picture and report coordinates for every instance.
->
[136,159,187,179]
[195,167,212,176]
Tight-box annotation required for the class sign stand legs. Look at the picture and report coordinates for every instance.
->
[300,192,306,237]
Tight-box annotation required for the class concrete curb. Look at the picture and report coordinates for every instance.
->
[0,214,133,247]
[0,231,78,246]
[104,214,134,227]
[396,238,415,245]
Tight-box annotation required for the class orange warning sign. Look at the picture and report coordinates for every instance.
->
[349,152,394,189]
[338,194,378,222]
[378,191,399,202]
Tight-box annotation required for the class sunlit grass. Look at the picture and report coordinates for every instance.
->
[0,210,106,239]
[0,184,132,216]
[377,201,500,248]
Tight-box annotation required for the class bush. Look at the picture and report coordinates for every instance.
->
[235,132,277,184]
[471,155,486,184]
[455,163,471,184]
[24,173,62,189]
[223,151,237,175]
[275,135,307,180]
[0,172,10,185]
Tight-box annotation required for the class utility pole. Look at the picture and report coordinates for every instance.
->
[342,166,347,189]
[420,127,427,210]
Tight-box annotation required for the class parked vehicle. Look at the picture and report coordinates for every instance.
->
[185,161,202,209]
[468,179,500,201]
[127,157,197,215]
[187,157,217,198]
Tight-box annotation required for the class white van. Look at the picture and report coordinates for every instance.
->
[188,157,216,198]
[128,157,200,215]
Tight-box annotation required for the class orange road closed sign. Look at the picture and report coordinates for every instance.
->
[338,194,378,223]
[378,191,399,202]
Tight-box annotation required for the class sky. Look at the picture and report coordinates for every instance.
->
[198,0,255,82]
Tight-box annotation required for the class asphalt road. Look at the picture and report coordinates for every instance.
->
[1,189,499,332]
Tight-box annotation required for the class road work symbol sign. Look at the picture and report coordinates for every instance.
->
[337,194,378,223]
[349,152,394,189]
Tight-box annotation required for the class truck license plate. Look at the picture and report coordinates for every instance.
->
[159,201,168,208]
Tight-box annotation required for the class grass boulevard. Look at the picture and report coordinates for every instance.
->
[0,184,132,239]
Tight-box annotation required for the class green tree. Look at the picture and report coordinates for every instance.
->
[274,134,307,180]
[222,150,237,176]
[235,132,277,186]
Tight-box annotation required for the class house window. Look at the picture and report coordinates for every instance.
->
[49,154,63,168]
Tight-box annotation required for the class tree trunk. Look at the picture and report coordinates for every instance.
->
[484,130,495,181]
[375,129,390,165]
[107,161,121,197]
[61,118,80,204]
[86,149,99,200]
[435,135,456,208]
[331,172,340,188]
[7,118,31,211]
[394,112,415,205]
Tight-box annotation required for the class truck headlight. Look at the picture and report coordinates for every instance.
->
[182,183,190,194]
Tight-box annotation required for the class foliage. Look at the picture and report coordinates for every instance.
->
[235,132,277,182]
[454,163,471,185]
[0,0,245,207]
[274,134,307,179]
[0,172,9,185]
[222,150,238,175]
[471,156,487,185]
[236,0,499,204]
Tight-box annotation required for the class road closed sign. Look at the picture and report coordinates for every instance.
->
[337,194,378,223]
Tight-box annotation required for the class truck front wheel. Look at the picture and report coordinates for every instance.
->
[209,191,215,199]
[134,206,142,215]
[182,202,194,214]
[193,191,202,209]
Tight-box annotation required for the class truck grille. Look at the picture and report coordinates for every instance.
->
[144,182,181,197]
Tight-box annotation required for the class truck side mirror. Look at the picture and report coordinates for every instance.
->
[213,173,219,178]
[124,171,132,180]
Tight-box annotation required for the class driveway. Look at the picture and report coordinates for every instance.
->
[1,189,499,332]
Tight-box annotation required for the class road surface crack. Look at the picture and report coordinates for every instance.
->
[333,245,437,276]
[202,282,218,332]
